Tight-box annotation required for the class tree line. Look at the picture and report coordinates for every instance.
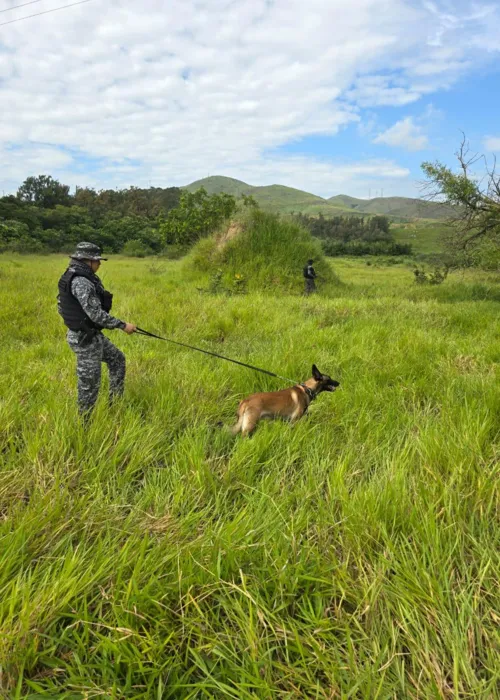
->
[0,175,249,256]
[293,212,412,256]
[1,174,409,258]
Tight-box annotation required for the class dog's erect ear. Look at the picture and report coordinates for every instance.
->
[312,364,322,380]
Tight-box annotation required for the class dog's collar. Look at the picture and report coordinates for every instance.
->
[300,384,316,402]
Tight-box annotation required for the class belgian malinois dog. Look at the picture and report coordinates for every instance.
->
[232,365,339,436]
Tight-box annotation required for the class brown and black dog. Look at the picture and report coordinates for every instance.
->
[232,365,339,436]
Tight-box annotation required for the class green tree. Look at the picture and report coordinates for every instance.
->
[294,212,393,243]
[37,228,65,251]
[40,205,93,231]
[121,239,154,257]
[0,220,44,253]
[158,188,237,246]
[240,193,258,208]
[98,214,154,252]
[422,137,500,266]
[17,175,71,209]
[0,219,31,243]
[0,195,41,231]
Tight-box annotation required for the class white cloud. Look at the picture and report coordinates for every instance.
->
[347,76,423,108]
[0,0,499,195]
[373,117,429,151]
[484,136,500,151]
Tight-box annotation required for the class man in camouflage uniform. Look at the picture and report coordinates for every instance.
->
[57,242,136,417]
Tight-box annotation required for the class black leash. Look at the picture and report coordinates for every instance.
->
[135,327,300,386]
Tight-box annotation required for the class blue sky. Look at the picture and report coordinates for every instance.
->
[1,0,499,199]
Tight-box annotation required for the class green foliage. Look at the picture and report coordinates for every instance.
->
[17,174,71,208]
[413,265,450,285]
[240,193,258,209]
[463,237,500,270]
[159,244,190,260]
[0,195,41,231]
[0,177,182,255]
[121,239,154,257]
[208,268,224,293]
[158,187,238,246]
[0,220,46,253]
[189,209,339,292]
[0,218,31,242]
[73,184,181,220]
[322,240,412,257]
[293,212,411,256]
[422,142,500,264]
[199,268,248,295]
[422,161,479,208]
[0,220,44,254]
[0,257,499,697]
[97,215,162,253]
[295,211,393,243]
[323,239,412,256]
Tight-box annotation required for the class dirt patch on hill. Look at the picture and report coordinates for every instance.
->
[215,222,243,251]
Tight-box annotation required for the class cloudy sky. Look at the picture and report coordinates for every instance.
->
[1,0,499,198]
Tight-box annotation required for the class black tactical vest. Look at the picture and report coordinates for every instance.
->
[57,263,113,331]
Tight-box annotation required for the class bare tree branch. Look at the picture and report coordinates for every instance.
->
[420,136,500,263]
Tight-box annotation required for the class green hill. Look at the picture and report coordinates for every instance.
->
[183,176,342,215]
[184,176,454,220]
[327,194,365,209]
[184,176,251,197]
[328,195,455,219]
[243,184,334,214]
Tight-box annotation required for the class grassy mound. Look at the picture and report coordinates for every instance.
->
[187,209,340,292]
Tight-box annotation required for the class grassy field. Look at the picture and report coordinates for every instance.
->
[0,255,499,698]
[391,221,450,256]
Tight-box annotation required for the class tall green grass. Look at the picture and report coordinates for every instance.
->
[0,255,499,698]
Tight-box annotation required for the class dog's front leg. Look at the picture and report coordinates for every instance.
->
[289,407,307,424]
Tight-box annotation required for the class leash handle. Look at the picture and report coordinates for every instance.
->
[135,327,160,338]
[134,327,299,386]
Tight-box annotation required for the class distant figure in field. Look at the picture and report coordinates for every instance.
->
[303,259,317,295]
[57,242,137,419]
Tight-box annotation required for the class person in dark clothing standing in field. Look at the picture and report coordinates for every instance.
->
[303,259,317,295]
[57,242,137,418]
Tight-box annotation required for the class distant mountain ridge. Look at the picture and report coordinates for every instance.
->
[183,176,454,220]
[327,194,453,220]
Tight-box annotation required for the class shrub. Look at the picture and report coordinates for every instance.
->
[121,239,154,257]
[159,244,190,260]
[413,265,450,285]
[0,235,45,254]
[198,269,248,296]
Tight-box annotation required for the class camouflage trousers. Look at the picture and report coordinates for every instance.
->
[67,331,126,415]
[304,278,316,295]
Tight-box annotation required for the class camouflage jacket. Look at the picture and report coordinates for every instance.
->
[69,275,125,331]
